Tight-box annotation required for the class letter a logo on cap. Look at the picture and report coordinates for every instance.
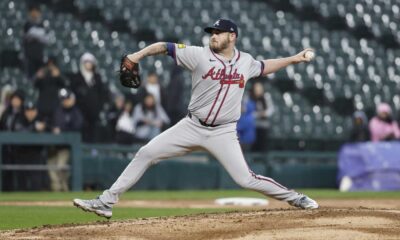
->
[215,20,220,26]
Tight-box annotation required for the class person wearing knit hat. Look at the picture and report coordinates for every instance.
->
[21,100,46,132]
[369,103,400,141]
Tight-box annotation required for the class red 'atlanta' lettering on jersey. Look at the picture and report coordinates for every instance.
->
[201,67,245,88]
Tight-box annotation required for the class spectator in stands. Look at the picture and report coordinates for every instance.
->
[0,91,31,191]
[133,94,170,141]
[16,101,47,191]
[21,101,46,132]
[136,73,166,107]
[52,88,83,135]
[34,56,66,125]
[349,111,370,142]
[115,100,136,145]
[369,103,400,142]
[106,93,125,142]
[48,88,83,191]
[23,4,49,79]
[249,82,274,152]
[70,52,109,143]
[165,66,186,125]
[237,98,256,152]
[0,90,25,131]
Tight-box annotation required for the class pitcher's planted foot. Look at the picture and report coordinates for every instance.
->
[73,198,112,219]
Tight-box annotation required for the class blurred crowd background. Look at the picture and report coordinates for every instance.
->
[0,0,399,191]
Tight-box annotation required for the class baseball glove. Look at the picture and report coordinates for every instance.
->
[119,55,141,88]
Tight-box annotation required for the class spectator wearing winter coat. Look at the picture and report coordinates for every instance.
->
[133,94,170,141]
[115,100,136,145]
[349,111,370,142]
[70,52,109,142]
[52,89,83,133]
[20,101,46,132]
[0,92,25,191]
[104,93,125,142]
[34,57,66,124]
[138,73,166,105]
[0,90,25,131]
[23,5,49,78]
[48,89,83,192]
[249,82,274,152]
[369,103,400,142]
[15,101,47,191]
[165,66,186,125]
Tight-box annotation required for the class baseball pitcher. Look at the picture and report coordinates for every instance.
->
[74,19,318,219]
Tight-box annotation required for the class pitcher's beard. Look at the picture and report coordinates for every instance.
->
[210,40,229,53]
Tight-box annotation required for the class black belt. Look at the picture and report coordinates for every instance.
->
[187,112,220,127]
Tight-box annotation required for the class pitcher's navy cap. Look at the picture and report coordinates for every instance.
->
[204,19,238,37]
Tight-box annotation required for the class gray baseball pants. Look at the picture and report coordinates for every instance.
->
[99,117,300,206]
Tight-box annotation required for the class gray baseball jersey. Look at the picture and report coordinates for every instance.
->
[172,44,264,125]
[98,43,301,207]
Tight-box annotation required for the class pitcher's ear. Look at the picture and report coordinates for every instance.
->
[229,32,236,41]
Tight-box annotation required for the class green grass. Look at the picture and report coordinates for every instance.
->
[1,189,399,231]
[0,206,231,230]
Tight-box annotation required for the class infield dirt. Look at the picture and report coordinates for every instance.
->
[1,199,400,240]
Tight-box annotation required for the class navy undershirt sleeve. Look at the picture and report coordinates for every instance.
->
[166,42,175,58]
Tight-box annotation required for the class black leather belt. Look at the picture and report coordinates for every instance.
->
[187,112,220,127]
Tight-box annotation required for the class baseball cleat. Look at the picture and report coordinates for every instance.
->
[288,194,319,209]
[73,198,112,219]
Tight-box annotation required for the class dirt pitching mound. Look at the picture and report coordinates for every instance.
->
[2,208,400,240]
